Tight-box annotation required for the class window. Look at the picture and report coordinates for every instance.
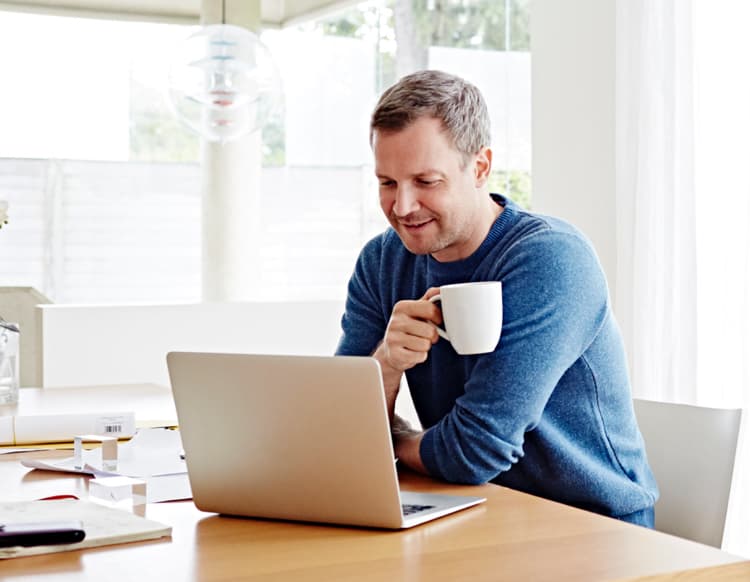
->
[0,1,531,304]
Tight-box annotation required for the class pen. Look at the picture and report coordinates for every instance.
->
[0,520,86,547]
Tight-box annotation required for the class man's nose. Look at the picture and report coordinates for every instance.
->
[393,185,420,217]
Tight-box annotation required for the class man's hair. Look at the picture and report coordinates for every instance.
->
[370,70,491,160]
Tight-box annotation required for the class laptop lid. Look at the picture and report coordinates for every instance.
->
[167,352,484,529]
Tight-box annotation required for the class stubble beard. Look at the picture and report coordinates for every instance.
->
[390,213,467,257]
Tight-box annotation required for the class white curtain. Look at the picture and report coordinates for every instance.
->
[615,0,697,403]
[615,0,750,556]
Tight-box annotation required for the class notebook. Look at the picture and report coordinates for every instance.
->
[0,499,171,559]
[166,352,485,529]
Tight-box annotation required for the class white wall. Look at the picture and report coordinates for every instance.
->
[38,301,345,388]
[530,0,618,298]
[36,300,422,427]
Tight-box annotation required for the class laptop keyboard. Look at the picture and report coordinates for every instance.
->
[402,503,436,516]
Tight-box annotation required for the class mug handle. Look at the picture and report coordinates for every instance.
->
[428,294,450,342]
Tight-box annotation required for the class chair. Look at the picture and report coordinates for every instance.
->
[633,398,743,548]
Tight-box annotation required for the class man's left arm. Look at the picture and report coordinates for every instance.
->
[415,231,611,484]
[391,417,427,473]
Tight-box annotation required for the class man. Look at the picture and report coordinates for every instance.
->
[336,70,658,526]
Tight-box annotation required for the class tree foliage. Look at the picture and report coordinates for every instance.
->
[414,0,530,52]
[489,170,532,209]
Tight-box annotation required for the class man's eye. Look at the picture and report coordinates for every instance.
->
[379,180,395,187]
[417,179,437,186]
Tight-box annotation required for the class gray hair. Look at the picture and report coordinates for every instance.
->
[370,70,491,161]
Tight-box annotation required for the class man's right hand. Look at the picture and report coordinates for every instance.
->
[373,289,442,419]
[378,291,442,372]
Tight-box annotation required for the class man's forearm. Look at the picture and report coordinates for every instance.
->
[371,341,428,474]
[372,342,404,420]
[394,431,427,474]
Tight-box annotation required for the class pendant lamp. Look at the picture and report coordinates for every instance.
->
[167,24,282,143]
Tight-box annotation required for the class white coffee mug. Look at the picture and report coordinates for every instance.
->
[429,281,503,355]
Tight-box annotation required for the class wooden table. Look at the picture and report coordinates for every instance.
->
[624,561,750,581]
[0,449,745,581]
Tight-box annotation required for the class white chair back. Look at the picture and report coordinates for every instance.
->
[633,399,743,548]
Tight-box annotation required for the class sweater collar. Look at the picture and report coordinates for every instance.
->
[426,194,518,279]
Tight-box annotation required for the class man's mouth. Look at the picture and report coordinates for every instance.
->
[399,218,434,231]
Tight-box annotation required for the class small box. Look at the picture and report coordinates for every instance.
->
[89,476,147,511]
[74,434,118,472]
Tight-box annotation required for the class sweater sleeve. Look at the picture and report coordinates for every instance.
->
[420,229,611,484]
[335,236,389,357]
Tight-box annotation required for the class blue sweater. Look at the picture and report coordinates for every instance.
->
[336,195,658,522]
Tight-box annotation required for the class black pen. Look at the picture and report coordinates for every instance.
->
[0,520,86,547]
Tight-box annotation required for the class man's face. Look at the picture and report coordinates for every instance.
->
[373,116,491,262]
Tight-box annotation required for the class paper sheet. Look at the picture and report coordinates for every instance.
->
[21,428,192,502]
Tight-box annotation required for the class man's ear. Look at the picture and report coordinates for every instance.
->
[474,147,492,187]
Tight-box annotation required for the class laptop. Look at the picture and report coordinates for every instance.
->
[166,351,485,529]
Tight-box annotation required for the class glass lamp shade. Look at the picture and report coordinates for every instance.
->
[167,24,283,143]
